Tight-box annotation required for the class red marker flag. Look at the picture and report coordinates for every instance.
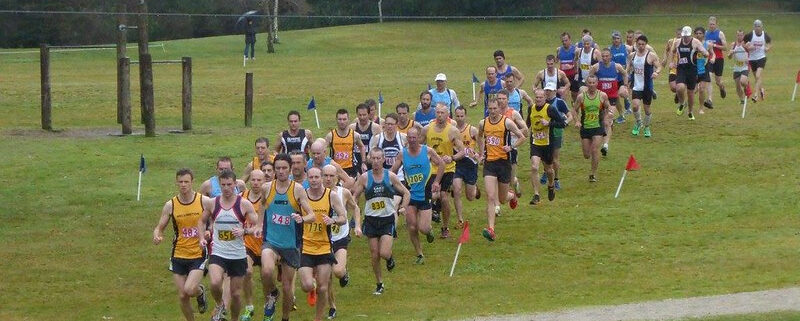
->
[626,154,640,171]
[458,221,470,244]
[792,70,800,102]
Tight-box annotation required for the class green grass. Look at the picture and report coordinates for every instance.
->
[685,311,800,321]
[1,13,800,321]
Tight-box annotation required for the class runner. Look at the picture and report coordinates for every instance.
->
[259,153,316,321]
[368,113,407,210]
[609,30,633,120]
[153,168,209,321]
[575,35,601,93]
[325,108,367,178]
[494,50,525,87]
[502,73,534,115]
[414,91,437,127]
[476,99,526,241]
[556,32,580,102]
[743,19,771,103]
[664,28,682,104]
[422,103,466,239]
[573,75,612,182]
[526,89,567,204]
[290,152,309,189]
[429,73,461,115]
[496,89,529,199]
[322,164,359,319]
[705,16,728,103]
[729,30,751,105]
[694,27,717,114]
[365,99,383,125]
[469,66,505,117]
[533,54,571,99]
[351,148,410,294]
[307,138,354,188]
[297,167,347,321]
[352,103,382,174]
[276,110,313,156]
[200,156,246,197]
[628,35,662,138]
[260,161,275,183]
[396,102,420,134]
[243,137,274,183]
[589,48,629,156]
[668,26,712,120]
[390,126,444,263]
[197,169,259,321]
[240,170,267,321]
[452,106,481,228]
[581,29,601,49]
[542,83,573,191]
[625,30,635,47]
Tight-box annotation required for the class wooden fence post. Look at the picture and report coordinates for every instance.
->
[40,44,52,131]
[140,54,155,137]
[120,57,132,134]
[245,72,254,127]
[182,57,192,131]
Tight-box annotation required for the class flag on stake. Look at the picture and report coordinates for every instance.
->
[615,154,639,198]
[139,154,147,173]
[449,221,470,277]
[137,154,146,201]
[792,70,800,102]
[472,73,479,101]
[308,96,320,129]
[472,73,480,83]
[378,90,384,119]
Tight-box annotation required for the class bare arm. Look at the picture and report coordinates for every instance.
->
[328,192,347,225]
[573,94,584,129]
[356,133,367,172]
[335,163,355,189]
[389,172,411,210]
[389,153,403,174]
[449,126,466,161]
[533,70,544,89]
[505,118,527,150]
[649,53,662,77]
[153,200,172,245]
[294,184,316,222]
[558,70,571,94]
[275,134,283,153]
[239,200,260,237]
[196,196,215,248]
[351,174,366,236]
[512,66,525,87]
[718,31,728,52]
[476,119,486,163]
[428,147,445,188]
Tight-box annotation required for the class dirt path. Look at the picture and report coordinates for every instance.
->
[462,287,800,321]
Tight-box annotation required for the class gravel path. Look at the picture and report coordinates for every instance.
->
[461,287,800,321]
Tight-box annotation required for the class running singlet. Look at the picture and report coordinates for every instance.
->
[456,124,477,167]
[171,192,205,259]
[302,188,334,255]
[747,31,767,61]
[508,88,522,113]
[252,155,274,172]
[281,129,309,154]
[696,42,710,74]
[609,44,628,82]
[483,80,504,116]
[558,45,577,77]
[354,122,374,168]
[378,132,404,178]
[632,51,653,92]
[306,157,332,171]
[677,40,696,71]
[330,128,355,169]
[329,187,349,242]
[496,65,513,80]
[669,39,679,75]
[414,108,436,127]
[364,169,397,218]
[241,189,263,257]
[402,146,431,201]
[542,68,558,89]
[483,116,509,161]
[580,93,603,129]
[398,120,414,134]
[578,48,596,82]
[705,29,724,58]
[596,63,620,99]
[210,176,240,197]
[429,88,454,113]
[547,97,569,138]
[731,44,749,72]
[529,103,552,146]
[263,181,301,249]
[427,123,456,173]
[211,196,247,260]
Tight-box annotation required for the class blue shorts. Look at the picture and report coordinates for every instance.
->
[454,159,478,185]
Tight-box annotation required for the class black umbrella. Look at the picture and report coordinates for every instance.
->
[235,10,259,30]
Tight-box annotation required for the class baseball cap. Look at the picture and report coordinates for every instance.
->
[681,26,692,37]
[611,31,621,39]
[544,82,557,91]
[435,73,447,81]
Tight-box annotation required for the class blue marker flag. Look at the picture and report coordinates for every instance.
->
[472,73,480,83]
[307,96,316,110]
[139,154,146,173]
[427,83,432,90]
[378,91,384,104]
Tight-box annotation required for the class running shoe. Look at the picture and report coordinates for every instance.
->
[547,186,556,201]
[456,220,464,229]
[624,99,632,114]
[698,109,705,114]
[494,205,501,217]
[374,283,385,295]
[643,126,652,138]
[529,194,540,205]
[263,289,278,321]
[241,305,254,321]
[760,88,766,100]
[475,188,481,199]
[307,283,317,307]
[340,272,350,287]
[426,231,435,243]
[328,308,337,319]
[387,257,396,271]
[431,211,441,224]
[589,175,597,182]
[539,173,547,184]
[720,87,727,98]
[676,104,684,115]
[415,254,425,265]
[482,227,496,242]
[509,197,518,209]
[197,284,208,314]
[554,179,561,191]
[440,227,450,239]
[688,112,695,120]
[601,144,608,157]
[703,100,714,109]
[212,305,227,321]
[615,114,626,124]
[631,123,640,136]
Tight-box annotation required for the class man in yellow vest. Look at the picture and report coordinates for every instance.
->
[526,89,567,204]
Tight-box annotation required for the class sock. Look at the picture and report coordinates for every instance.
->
[644,113,652,127]
[624,98,631,111]
[634,110,642,125]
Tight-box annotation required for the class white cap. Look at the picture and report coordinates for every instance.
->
[681,26,692,37]
[544,82,557,91]
[754,19,763,27]
[435,73,447,81]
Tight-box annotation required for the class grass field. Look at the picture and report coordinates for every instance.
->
[1,11,800,321]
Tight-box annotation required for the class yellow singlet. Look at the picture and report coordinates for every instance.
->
[253,155,274,170]
[241,189,263,256]
[398,120,414,134]
[302,188,333,255]
[330,128,355,169]
[427,122,456,173]
[529,103,552,146]
[171,192,205,259]
[484,116,509,161]
[460,124,474,149]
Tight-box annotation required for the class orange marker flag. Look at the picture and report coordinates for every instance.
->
[615,154,639,198]
[449,221,470,277]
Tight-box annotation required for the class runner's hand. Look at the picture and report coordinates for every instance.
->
[153,230,163,245]
[323,215,334,225]
[253,229,262,239]
[431,182,441,193]
[502,145,512,152]
[291,213,303,223]
[232,227,245,237]
[199,238,208,248]
[354,226,363,237]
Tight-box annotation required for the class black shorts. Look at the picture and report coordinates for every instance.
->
[300,253,337,268]
[409,199,432,210]
[363,215,395,238]
[749,57,767,71]
[332,235,351,253]
[437,172,454,191]
[580,127,606,139]
[509,149,519,164]
[454,159,478,185]
[669,73,677,82]
[247,248,262,266]
[530,144,553,165]
[170,257,207,276]
[676,68,698,90]
[483,159,512,184]
[608,97,618,106]
[209,255,247,277]
[710,59,724,76]
[733,70,749,80]
[343,166,360,178]
[632,90,653,105]
[569,76,581,92]
[262,242,301,269]
[697,71,711,83]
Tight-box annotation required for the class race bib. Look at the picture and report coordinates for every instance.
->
[218,230,235,241]
[333,151,349,160]
[407,173,424,185]
[271,214,292,226]
[370,200,386,210]
[580,63,589,70]
[486,136,501,146]
[181,227,198,238]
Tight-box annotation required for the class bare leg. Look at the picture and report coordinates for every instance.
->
[405,207,422,256]
[228,276,244,321]
[484,176,499,229]
[279,264,296,321]
[590,136,603,177]
[530,156,541,197]
[452,178,465,224]
[368,237,382,283]
[172,274,195,321]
